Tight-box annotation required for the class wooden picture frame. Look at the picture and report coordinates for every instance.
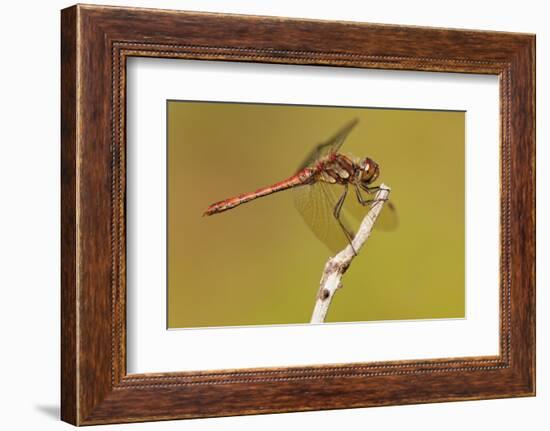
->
[61,4,535,425]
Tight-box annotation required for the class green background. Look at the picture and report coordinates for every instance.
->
[167,101,465,328]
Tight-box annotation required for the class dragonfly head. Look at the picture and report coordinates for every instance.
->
[359,157,379,185]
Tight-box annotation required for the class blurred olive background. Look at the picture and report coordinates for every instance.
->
[167,101,465,328]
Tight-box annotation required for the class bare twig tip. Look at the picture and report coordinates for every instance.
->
[310,185,391,323]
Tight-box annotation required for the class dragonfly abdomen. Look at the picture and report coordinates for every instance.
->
[203,167,316,216]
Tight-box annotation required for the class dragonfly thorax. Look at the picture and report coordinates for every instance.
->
[314,153,379,187]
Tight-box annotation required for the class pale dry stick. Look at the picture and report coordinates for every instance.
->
[310,184,391,324]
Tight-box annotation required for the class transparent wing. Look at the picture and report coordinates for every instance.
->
[293,181,356,253]
[376,200,399,231]
[296,119,359,171]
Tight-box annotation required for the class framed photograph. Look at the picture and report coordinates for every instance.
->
[61,4,535,425]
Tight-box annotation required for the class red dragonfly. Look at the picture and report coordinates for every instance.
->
[203,119,396,253]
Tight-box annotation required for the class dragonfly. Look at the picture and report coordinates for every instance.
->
[203,119,396,253]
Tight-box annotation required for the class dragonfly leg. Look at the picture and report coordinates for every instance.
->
[333,184,357,255]
[360,184,391,195]
[355,184,388,206]
[364,185,379,194]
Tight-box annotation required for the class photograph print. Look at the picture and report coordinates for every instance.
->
[167,101,465,329]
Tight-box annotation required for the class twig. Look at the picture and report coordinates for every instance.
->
[310,184,391,324]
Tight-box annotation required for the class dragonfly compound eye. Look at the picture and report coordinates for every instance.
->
[360,158,373,173]
[360,157,379,184]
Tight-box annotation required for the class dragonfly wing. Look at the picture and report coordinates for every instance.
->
[296,119,359,171]
[293,181,356,253]
[376,200,399,231]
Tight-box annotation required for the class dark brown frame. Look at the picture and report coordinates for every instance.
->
[61,4,535,426]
